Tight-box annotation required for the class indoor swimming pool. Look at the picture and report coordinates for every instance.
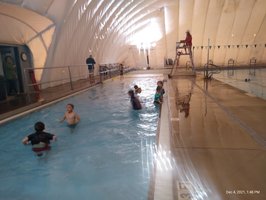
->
[212,68,266,100]
[0,76,162,200]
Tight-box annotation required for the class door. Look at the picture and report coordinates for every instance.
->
[0,46,23,97]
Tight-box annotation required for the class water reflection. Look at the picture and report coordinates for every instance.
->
[175,78,195,118]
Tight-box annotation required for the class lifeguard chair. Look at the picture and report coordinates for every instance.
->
[169,41,195,77]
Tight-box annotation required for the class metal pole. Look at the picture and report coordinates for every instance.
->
[206,38,210,78]
[146,49,150,69]
[23,68,31,103]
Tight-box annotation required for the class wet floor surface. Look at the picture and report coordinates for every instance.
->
[167,76,266,200]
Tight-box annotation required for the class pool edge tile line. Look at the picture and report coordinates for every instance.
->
[154,75,174,200]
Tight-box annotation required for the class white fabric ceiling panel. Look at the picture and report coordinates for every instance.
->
[41,26,55,51]
[0,14,35,44]
[239,0,266,65]
[191,0,209,67]
[164,4,178,59]
[212,1,236,66]
[0,3,53,33]
[0,2,55,82]
[224,1,255,65]
[22,0,54,15]
[0,0,265,86]
[179,0,193,39]
[237,1,265,65]
[255,15,266,64]
[27,37,47,80]
[200,0,223,66]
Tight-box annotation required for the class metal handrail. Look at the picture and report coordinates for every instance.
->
[24,64,126,92]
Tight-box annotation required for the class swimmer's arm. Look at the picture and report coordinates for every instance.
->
[52,135,57,142]
[60,115,66,123]
[75,113,80,121]
[22,137,29,145]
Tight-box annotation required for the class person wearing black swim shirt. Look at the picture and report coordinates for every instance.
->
[22,122,56,155]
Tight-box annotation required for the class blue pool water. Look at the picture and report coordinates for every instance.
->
[0,76,161,200]
[213,68,266,100]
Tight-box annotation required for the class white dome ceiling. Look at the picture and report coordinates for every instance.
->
[0,0,266,81]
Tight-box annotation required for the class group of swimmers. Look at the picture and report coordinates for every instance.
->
[22,82,166,156]
[22,103,80,156]
[128,80,165,110]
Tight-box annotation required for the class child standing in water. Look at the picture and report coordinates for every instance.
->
[157,80,165,102]
[154,86,163,105]
[22,121,57,156]
[60,103,80,125]
[128,90,142,110]
[134,85,142,94]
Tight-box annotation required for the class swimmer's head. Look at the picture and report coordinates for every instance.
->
[134,85,141,93]
[35,121,45,132]
[128,89,134,97]
[157,81,163,86]
[66,103,74,112]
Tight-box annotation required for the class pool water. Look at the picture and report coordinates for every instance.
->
[212,68,266,100]
[0,76,161,200]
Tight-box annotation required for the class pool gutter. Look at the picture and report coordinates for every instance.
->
[153,75,174,200]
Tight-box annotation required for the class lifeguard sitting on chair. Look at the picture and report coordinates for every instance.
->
[179,31,192,54]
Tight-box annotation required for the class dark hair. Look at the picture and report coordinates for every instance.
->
[128,89,134,97]
[157,80,163,85]
[134,85,138,89]
[67,103,74,108]
[35,121,45,131]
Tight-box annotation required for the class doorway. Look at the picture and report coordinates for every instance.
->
[0,46,24,101]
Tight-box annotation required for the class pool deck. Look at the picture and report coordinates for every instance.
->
[1,69,265,199]
[124,69,266,199]
[154,71,266,200]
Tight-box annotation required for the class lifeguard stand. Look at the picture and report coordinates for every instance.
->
[169,42,195,78]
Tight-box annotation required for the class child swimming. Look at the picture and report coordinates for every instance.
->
[60,103,80,125]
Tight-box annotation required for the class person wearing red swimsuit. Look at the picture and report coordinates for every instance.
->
[180,31,192,54]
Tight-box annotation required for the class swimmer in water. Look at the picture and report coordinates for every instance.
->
[128,89,142,110]
[22,121,57,156]
[134,85,142,94]
[154,86,163,105]
[60,103,80,125]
